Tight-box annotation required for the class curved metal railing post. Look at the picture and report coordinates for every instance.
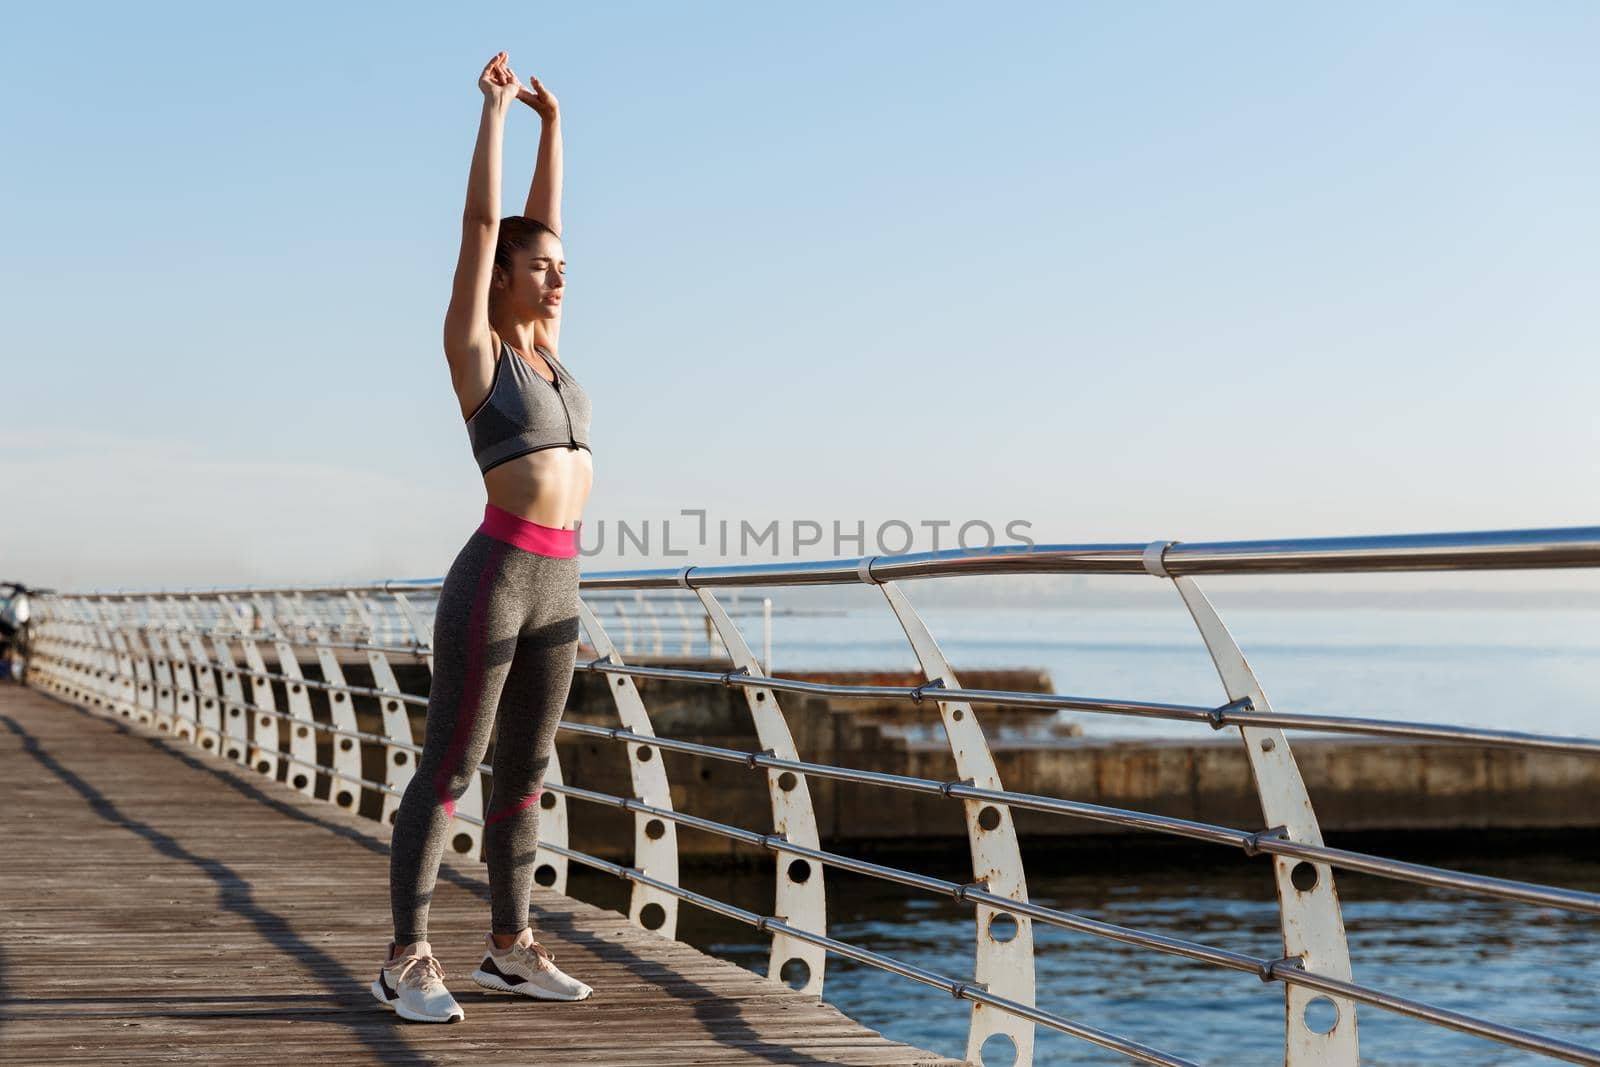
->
[24,598,50,690]
[875,572,1037,1067]
[206,602,251,766]
[1146,540,1360,1065]
[49,599,82,702]
[252,594,317,795]
[83,601,106,705]
[79,598,114,712]
[170,596,224,756]
[145,596,181,737]
[305,606,363,814]
[221,594,282,780]
[346,591,416,828]
[390,593,435,673]
[126,601,157,726]
[155,596,198,744]
[105,603,140,720]
[575,599,679,931]
[693,583,827,995]
[74,601,98,703]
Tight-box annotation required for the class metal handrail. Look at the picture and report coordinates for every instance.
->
[48,525,1600,600]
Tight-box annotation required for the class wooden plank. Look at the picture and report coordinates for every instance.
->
[0,685,962,1066]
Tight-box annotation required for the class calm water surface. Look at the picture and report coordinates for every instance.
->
[569,850,1600,1066]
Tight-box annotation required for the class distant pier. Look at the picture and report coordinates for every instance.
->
[267,649,1597,860]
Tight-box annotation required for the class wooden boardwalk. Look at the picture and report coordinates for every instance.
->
[0,684,960,1065]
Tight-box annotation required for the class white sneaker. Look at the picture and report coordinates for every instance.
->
[471,930,593,1001]
[370,941,466,1023]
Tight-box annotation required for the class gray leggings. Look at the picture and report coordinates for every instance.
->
[389,520,580,943]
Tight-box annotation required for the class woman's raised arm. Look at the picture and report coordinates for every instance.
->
[443,52,518,378]
[518,75,562,236]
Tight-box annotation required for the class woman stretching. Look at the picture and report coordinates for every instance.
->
[372,50,594,1023]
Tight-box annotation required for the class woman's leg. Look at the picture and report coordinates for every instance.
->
[389,531,531,947]
[483,552,581,938]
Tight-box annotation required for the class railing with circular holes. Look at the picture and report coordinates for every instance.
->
[21,525,1600,1067]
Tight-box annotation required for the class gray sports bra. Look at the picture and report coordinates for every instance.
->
[465,337,592,474]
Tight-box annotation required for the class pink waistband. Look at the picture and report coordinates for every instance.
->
[478,503,579,558]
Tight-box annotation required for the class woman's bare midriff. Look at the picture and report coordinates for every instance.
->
[482,447,593,530]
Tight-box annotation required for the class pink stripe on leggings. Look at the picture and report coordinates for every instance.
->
[479,503,578,558]
[484,787,544,827]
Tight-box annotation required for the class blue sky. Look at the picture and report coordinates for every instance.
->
[3,2,1597,591]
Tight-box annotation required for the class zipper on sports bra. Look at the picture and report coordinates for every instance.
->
[547,362,577,448]
[531,344,579,450]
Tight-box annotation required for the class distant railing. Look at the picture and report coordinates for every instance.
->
[169,588,802,667]
[22,525,1600,1067]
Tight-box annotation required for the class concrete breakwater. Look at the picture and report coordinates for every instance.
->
[277,650,1598,861]
[554,676,1600,860]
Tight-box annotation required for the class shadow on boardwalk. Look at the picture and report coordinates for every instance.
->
[0,685,958,1065]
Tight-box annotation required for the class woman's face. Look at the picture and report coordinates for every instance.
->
[497,234,565,319]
